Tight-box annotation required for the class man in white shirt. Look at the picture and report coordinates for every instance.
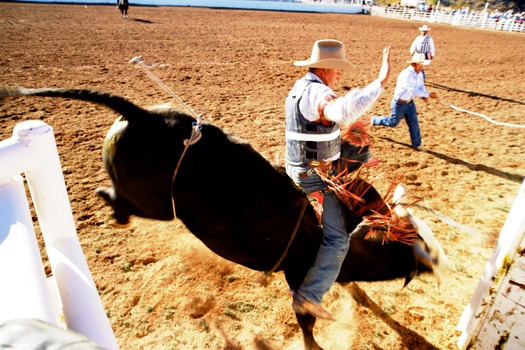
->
[285,39,391,320]
[370,53,438,152]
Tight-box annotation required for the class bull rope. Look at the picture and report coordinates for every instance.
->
[129,55,202,218]
[412,202,482,236]
[169,118,203,217]
[438,97,525,129]
[267,197,309,275]
[129,56,199,119]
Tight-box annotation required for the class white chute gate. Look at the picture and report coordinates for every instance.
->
[457,178,525,349]
[0,120,118,349]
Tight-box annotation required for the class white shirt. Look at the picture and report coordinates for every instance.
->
[394,65,430,101]
[410,34,436,59]
[298,72,384,127]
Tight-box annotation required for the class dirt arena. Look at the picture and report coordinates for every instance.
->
[1,3,524,349]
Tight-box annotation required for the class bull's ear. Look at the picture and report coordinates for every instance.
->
[403,247,420,287]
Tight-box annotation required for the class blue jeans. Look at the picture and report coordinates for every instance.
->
[371,99,422,148]
[286,163,349,305]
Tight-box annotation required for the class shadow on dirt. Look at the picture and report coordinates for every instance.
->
[346,282,440,350]
[130,18,154,24]
[426,82,525,105]
[380,137,524,184]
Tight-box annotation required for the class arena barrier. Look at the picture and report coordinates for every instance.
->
[457,177,525,349]
[371,6,525,34]
[0,120,119,349]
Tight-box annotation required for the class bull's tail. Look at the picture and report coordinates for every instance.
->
[0,87,146,122]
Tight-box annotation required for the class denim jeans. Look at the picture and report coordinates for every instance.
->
[371,99,422,148]
[286,163,349,305]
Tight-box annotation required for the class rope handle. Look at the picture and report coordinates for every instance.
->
[184,117,203,146]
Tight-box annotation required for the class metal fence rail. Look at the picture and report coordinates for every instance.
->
[371,6,525,33]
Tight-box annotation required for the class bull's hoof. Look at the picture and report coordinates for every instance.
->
[304,338,324,350]
[112,219,132,229]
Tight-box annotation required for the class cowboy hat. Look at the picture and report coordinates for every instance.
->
[407,53,431,65]
[418,25,431,31]
[293,39,356,72]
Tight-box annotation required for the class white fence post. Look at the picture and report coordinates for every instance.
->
[0,176,60,325]
[0,120,119,350]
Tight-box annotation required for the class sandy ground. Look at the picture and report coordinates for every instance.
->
[1,3,524,349]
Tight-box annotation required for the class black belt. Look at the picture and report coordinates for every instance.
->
[396,99,413,104]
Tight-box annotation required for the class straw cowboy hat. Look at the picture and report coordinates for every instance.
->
[418,25,431,31]
[293,39,356,72]
[407,53,431,65]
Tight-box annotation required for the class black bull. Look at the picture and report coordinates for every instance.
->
[1,88,449,350]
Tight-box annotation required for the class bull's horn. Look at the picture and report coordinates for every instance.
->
[412,239,435,270]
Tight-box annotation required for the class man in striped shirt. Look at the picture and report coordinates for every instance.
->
[410,25,436,61]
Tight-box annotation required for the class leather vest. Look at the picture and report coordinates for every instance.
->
[285,77,340,166]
